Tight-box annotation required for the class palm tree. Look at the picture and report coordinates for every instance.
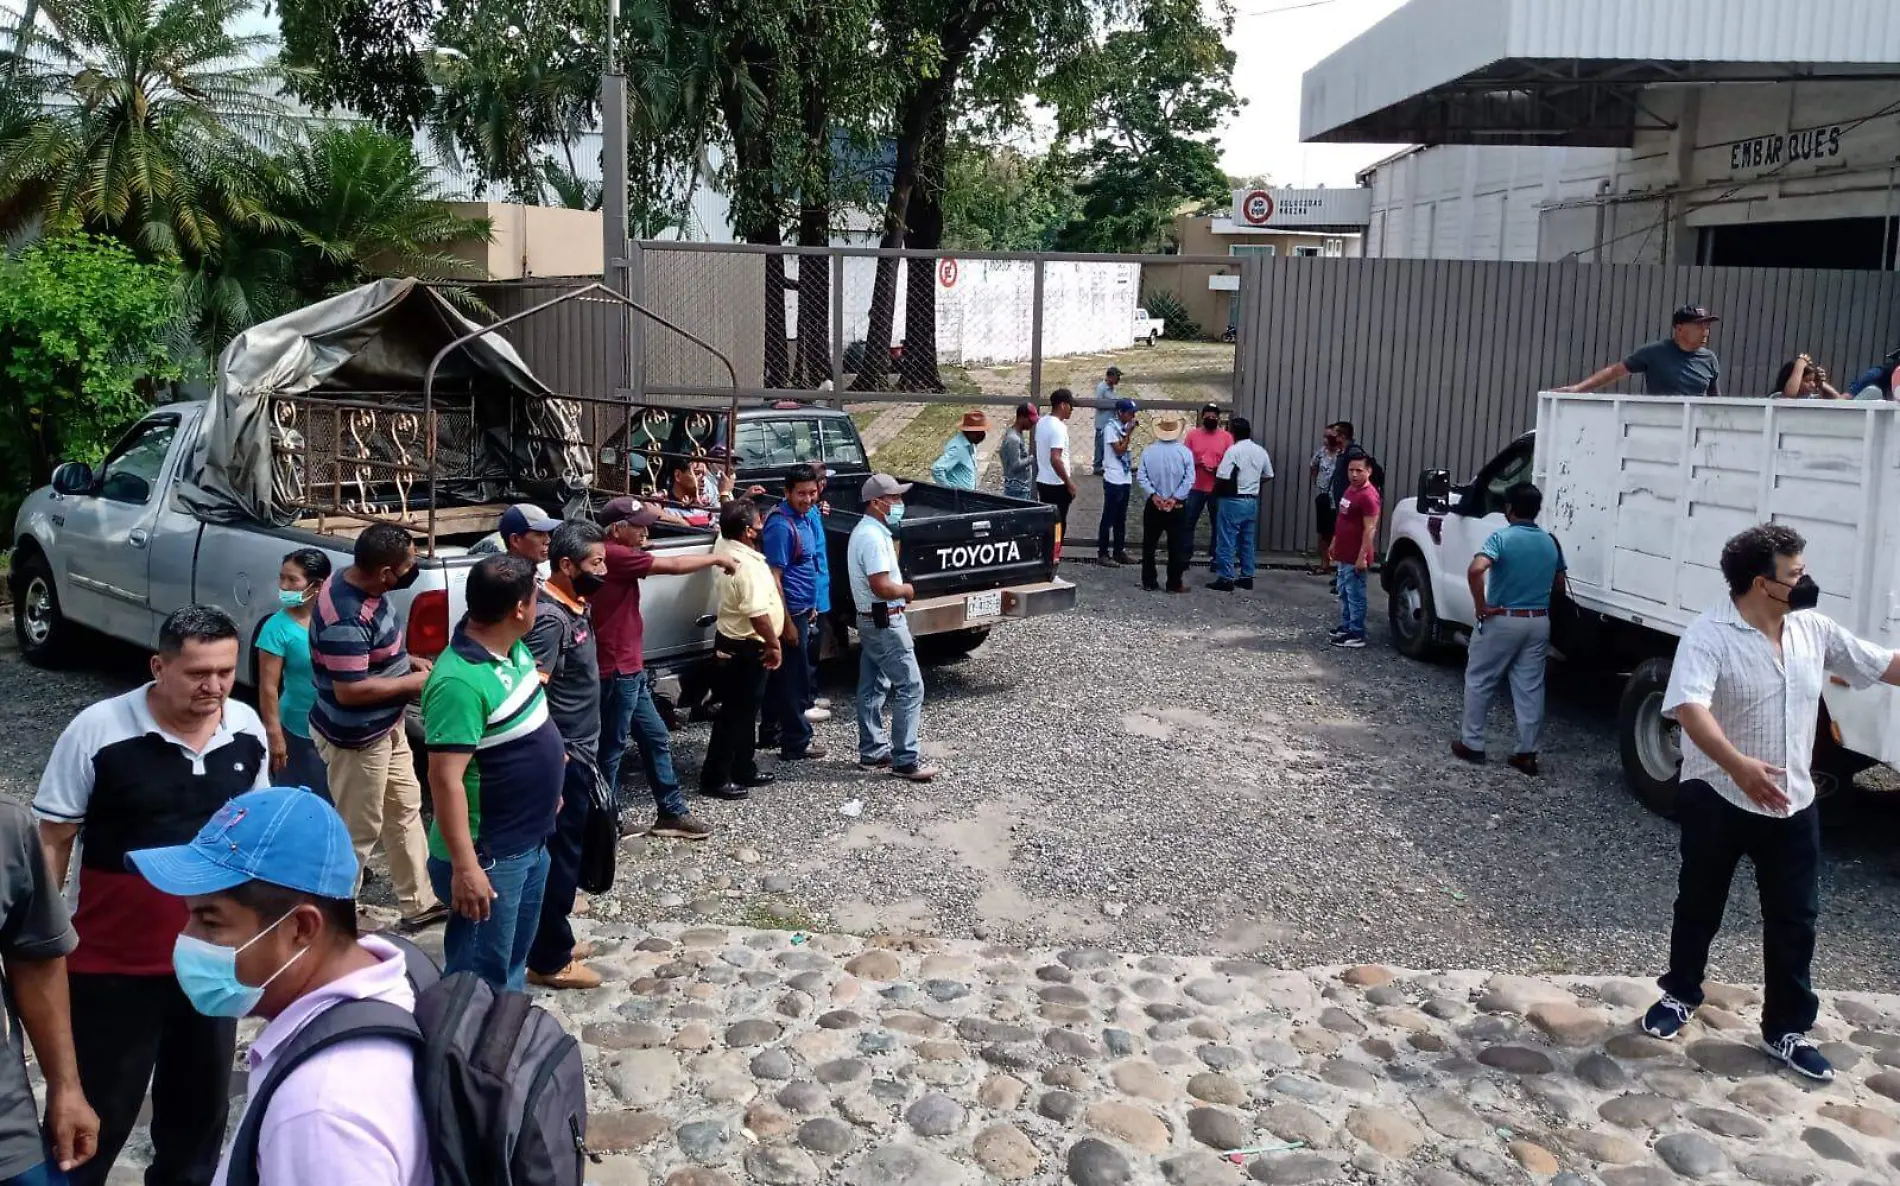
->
[264,123,491,304]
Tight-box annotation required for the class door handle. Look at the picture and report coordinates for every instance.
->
[128,529,149,548]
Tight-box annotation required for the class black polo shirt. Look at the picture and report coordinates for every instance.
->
[33,686,268,975]
[524,583,600,760]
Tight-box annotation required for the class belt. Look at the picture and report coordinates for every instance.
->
[1502,608,1549,618]
[858,606,905,617]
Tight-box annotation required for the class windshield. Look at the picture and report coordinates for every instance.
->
[734,417,867,471]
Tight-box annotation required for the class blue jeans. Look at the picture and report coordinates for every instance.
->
[428,843,550,993]
[761,611,817,755]
[1335,562,1368,637]
[1184,489,1212,559]
[858,617,924,770]
[598,671,686,819]
[280,730,331,803]
[4,1162,69,1186]
[1097,482,1131,556]
[1213,497,1258,581]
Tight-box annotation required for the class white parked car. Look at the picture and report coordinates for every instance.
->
[1132,308,1165,347]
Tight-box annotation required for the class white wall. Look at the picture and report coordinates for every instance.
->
[1363,144,1620,261]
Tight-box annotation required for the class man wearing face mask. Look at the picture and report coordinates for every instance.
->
[421,556,565,992]
[126,787,430,1186]
[1641,525,1900,1083]
[1182,403,1232,561]
[700,500,787,800]
[849,475,938,782]
[309,524,443,932]
[35,606,269,1186]
[521,522,611,992]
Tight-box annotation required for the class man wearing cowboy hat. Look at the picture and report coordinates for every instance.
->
[1136,412,1195,593]
[1097,397,1139,566]
[930,411,990,491]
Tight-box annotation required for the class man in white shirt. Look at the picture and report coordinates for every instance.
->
[1643,524,1900,1082]
[847,475,938,783]
[1207,417,1273,592]
[1095,398,1137,566]
[1033,389,1078,564]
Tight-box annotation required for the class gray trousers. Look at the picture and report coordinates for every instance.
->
[1460,614,1552,755]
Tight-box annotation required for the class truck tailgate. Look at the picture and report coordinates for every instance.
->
[899,500,1059,599]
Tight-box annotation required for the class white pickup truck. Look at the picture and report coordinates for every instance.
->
[1383,392,1900,817]
[1132,307,1165,347]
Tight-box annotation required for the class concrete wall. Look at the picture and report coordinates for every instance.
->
[1144,216,1364,334]
[448,203,605,279]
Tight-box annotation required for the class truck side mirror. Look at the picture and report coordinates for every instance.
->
[50,462,93,495]
[1417,469,1452,514]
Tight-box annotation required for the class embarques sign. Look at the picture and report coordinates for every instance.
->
[934,540,1022,568]
[1730,125,1843,173]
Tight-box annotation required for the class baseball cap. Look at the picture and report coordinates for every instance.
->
[861,473,913,501]
[597,496,661,528]
[1201,402,1222,416]
[1114,398,1138,414]
[128,788,358,900]
[1106,366,1122,378]
[1672,305,1720,325]
[1015,401,1038,420]
[498,503,560,538]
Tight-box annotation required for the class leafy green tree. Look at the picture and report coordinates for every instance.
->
[0,235,185,499]
[275,0,434,133]
[941,140,1078,250]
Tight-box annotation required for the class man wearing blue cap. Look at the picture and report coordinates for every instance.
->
[128,788,429,1186]
[1096,397,1138,566]
[468,503,561,566]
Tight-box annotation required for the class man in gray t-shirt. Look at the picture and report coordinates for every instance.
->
[0,800,96,1181]
[1559,305,1722,397]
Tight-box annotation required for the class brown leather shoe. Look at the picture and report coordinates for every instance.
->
[1450,740,1486,765]
[1508,752,1540,777]
[528,960,604,991]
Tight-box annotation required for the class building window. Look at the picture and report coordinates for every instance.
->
[1324,238,1345,257]
[1292,246,1322,258]
[1229,244,1276,257]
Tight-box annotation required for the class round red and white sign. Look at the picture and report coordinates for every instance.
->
[938,258,959,287]
[1241,189,1275,226]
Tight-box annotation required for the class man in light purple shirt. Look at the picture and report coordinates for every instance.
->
[128,788,430,1186]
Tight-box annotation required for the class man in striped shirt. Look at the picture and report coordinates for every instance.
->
[309,524,443,929]
[421,556,566,992]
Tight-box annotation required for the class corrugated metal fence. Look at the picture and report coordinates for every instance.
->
[1234,257,1900,554]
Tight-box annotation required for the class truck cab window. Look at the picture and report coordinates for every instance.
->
[95,421,177,505]
[1476,450,1532,516]
[819,420,867,468]
[735,420,819,469]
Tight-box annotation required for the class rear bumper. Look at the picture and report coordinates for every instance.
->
[903,579,1078,636]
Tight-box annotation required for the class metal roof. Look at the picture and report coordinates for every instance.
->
[1302,0,1900,146]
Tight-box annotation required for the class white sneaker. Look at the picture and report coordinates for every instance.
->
[804,707,832,722]
[813,698,833,710]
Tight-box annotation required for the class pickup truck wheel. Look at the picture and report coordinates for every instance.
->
[1386,555,1440,660]
[1146,330,1159,347]
[13,555,73,667]
[915,626,991,664]
[1617,657,1681,820]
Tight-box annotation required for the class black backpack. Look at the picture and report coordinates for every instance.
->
[225,934,592,1186]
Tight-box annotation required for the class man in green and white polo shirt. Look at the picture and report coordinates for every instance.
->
[421,555,565,992]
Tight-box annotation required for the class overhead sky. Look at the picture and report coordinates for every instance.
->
[1217,0,1410,186]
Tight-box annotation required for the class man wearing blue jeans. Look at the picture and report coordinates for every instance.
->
[422,555,565,992]
[759,465,826,760]
[1329,455,1381,648]
[592,498,731,839]
[1208,416,1273,592]
[848,475,940,783]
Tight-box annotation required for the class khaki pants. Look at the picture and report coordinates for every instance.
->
[315,727,437,916]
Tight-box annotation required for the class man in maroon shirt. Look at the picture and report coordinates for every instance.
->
[1183,403,1233,560]
[594,498,734,839]
[1329,456,1382,649]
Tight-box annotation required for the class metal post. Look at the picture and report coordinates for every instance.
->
[601,0,634,401]
[1028,259,1046,403]
[829,253,845,406]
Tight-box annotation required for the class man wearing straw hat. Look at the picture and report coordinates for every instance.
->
[930,411,989,491]
[1136,413,1195,594]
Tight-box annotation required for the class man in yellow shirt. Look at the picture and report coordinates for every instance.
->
[700,500,787,800]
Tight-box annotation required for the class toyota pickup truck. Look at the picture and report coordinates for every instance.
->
[1382,393,1900,817]
[722,403,1077,659]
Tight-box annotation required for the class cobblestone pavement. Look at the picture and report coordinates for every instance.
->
[119,925,1900,1186]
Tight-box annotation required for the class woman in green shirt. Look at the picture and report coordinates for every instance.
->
[256,548,332,801]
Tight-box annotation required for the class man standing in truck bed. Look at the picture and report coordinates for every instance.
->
[1559,305,1722,397]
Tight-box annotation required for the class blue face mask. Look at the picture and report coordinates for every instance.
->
[886,501,906,527]
[277,588,309,609]
[173,910,307,1018]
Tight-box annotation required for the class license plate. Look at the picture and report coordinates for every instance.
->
[965,590,1003,620]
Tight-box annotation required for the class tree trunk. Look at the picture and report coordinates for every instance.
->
[850,122,921,392]
[899,107,948,392]
[793,16,834,391]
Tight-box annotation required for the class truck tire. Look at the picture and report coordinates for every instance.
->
[1147,330,1159,347]
[1386,555,1440,660]
[915,626,991,664]
[12,552,75,667]
[1617,657,1681,819]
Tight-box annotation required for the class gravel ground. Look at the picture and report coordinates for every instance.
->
[6,565,1900,992]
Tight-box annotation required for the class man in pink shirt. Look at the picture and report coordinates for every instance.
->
[1183,402,1233,561]
[128,788,429,1186]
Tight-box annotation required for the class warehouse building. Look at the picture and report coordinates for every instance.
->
[1305,0,1900,269]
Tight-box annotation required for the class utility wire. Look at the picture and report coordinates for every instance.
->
[1236,0,1339,18]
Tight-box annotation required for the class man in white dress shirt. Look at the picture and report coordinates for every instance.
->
[1642,524,1900,1082]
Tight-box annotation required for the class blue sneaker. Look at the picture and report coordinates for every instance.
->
[1763,1033,1834,1082]
[1642,994,1695,1039]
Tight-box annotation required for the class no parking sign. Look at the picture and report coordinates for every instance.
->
[938,258,959,288]
[1240,189,1275,226]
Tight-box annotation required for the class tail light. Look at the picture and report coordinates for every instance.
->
[407,589,449,660]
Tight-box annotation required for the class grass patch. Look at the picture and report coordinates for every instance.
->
[739,899,823,933]
[871,402,973,480]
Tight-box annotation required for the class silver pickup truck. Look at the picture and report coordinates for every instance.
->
[9,400,722,686]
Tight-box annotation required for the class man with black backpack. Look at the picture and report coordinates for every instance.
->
[127,787,431,1186]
